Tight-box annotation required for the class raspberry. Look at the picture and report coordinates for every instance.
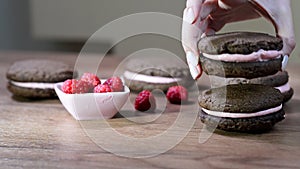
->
[81,73,101,87]
[61,79,93,94]
[166,86,188,104]
[103,77,124,92]
[134,90,156,112]
[94,84,112,93]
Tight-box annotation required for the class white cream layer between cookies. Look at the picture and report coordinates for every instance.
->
[10,81,55,89]
[202,49,283,62]
[202,104,282,118]
[123,71,182,84]
[275,83,291,93]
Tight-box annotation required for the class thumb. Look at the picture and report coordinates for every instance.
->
[251,0,296,56]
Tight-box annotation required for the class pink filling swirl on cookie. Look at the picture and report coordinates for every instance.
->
[123,71,182,84]
[275,83,291,93]
[202,104,282,118]
[203,49,283,62]
[11,81,55,89]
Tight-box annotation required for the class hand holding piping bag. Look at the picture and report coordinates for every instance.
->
[182,0,296,80]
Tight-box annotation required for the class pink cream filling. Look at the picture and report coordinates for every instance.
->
[11,81,55,89]
[202,104,282,118]
[275,83,291,93]
[123,71,182,84]
[202,49,283,62]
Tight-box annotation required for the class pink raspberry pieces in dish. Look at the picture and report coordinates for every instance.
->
[61,79,93,94]
[134,90,156,112]
[103,77,124,92]
[94,84,112,93]
[81,73,101,87]
[166,85,188,104]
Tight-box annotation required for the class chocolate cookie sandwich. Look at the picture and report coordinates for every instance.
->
[198,32,284,78]
[209,71,294,103]
[123,57,193,92]
[7,60,76,99]
[199,84,285,133]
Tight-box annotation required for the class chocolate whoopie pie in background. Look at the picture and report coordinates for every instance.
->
[123,57,193,93]
[199,84,285,133]
[198,32,283,78]
[209,71,294,103]
[7,60,76,99]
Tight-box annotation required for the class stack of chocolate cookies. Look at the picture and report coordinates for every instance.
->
[198,32,292,133]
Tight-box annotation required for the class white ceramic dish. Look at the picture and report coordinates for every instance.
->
[54,82,130,120]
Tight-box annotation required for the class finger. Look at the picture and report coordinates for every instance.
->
[182,7,204,79]
[251,0,296,56]
[200,0,247,20]
[205,28,216,36]
[186,0,204,24]
[281,55,289,71]
[218,0,232,9]
[210,3,260,24]
[206,16,226,32]
[280,38,296,57]
[186,51,202,79]
[182,7,202,55]
[197,17,209,34]
[184,7,197,24]
[197,17,214,38]
[273,1,296,56]
[200,0,218,20]
[219,0,247,9]
[182,40,202,80]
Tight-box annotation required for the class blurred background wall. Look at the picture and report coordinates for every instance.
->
[0,0,299,62]
[0,0,89,52]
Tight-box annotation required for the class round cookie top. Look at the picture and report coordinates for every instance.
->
[7,60,76,83]
[198,32,283,55]
[199,84,283,113]
[125,57,191,78]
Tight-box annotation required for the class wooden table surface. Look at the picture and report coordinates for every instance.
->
[0,51,300,169]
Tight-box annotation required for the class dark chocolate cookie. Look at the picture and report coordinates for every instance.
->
[283,88,294,103]
[200,109,285,133]
[199,84,283,113]
[200,54,282,78]
[209,71,288,87]
[208,71,293,103]
[6,59,76,99]
[123,57,193,92]
[7,60,76,82]
[124,79,178,93]
[7,82,57,99]
[199,84,285,133]
[198,32,283,55]
[250,71,289,87]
